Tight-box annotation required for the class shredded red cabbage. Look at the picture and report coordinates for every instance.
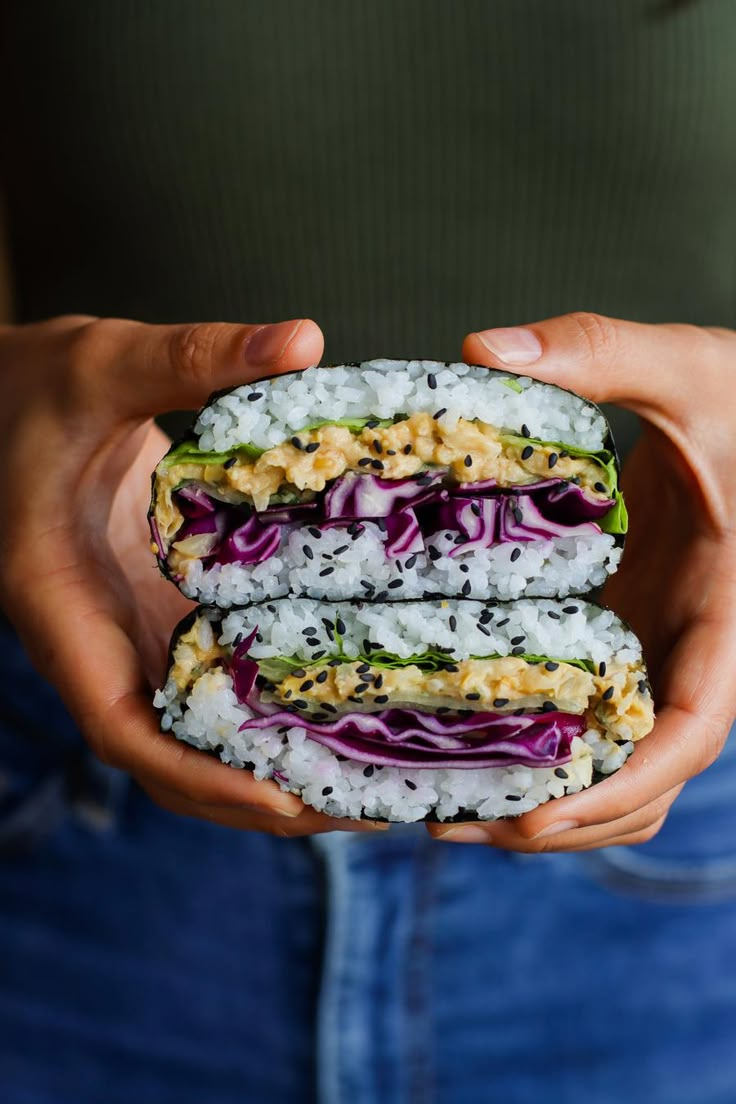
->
[227,631,259,701]
[239,700,582,768]
[162,472,612,568]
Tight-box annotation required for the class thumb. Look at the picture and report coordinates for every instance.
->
[463,311,722,425]
[88,317,324,417]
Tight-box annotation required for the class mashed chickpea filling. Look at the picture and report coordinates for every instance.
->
[154,412,612,546]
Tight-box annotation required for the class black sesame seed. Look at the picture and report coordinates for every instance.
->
[313,713,327,722]
[513,707,526,716]
[461,580,471,596]
[638,680,647,694]
[497,618,510,627]
[371,460,385,471]
[328,658,342,667]
[376,518,387,532]
[333,544,349,555]
[443,664,460,673]
[255,632,263,643]
[464,454,473,468]
[562,605,578,614]
[358,457,373,467]
[521,445,534,461]
[374,675,384,689]
[356,662,370,674]
[223,456,238,469]
[319,567,334,577]
[505,794,521,802]
[547,611,561,620]
[405,779,417,790]
[348,695,364,704]
[387,579,403,589]
[247,391,263,402]
[302,626,318,636]
[299,680,314,692]
[292,668,307,678]
[373,439,383,453]
[403,444,413,454]
[513,506,524,525]
[521,424,531,438]
[427,372,437,389]
[387,449,397,456]
[433,408,447,420]
[267,605,276,613]
[291,436,303,450]
[305,442,321,453]
[449,615,457,632]
[510,547,521,562]
[283,689,293,699]
[365,419,380,429]
[336,618,346,635]
[354,683,370,694]
[322,786,333,796]
[594,482,608,494]
[511,645,525,656]
[455,533,469,544]
[363,765,375,777]
[306,637,320,647]
[598,661,607,677]
[559,450,569,458]
[541,701,558,712]
[510,635,526,645]
[232,632,244,646]
[477,624,491,636]
[470,502,481,517]
[293,699,308,709]
[545,661,560,672]
[459,564,469,574]
[374,590,389,601]
[436,706,451,714]
[312,650,326,660]
[405,554,418,569]
[554,768,569,779]
[303,545,314,560]
[316,670,329,684]
[493,698,509,707]
[479,609,493,624]
[322,702,338,713]
[428,546,441,561]
[465,692,481,701]
[548,452,559,469]
[417,472,434,485]
[570,476,581,485]
[602,686,615,701]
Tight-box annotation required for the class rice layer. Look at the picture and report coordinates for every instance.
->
[180,526,621,607]
[195,360,608,454]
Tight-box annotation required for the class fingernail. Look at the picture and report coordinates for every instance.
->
[244,320,303,366]
[435,826,491,844]
[343,820,391,832]
[530,819,578,839]
[477,327,542,366]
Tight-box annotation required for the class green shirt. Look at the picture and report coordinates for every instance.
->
[2,0,735,448]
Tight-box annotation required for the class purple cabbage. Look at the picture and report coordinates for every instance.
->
[384,510,424,556]
[429,496,498,556]
[228,630,259,701]
[240,702,583,769]
[498,495,601,543]
[324,470,445,519]
[218,515,282,565]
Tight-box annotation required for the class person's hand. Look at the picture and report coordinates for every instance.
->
[427,312,736,850]
[0,315,387,836]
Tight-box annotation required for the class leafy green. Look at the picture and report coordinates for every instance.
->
[301,416,396,434]
[500,378,523,393]
[163,438,263,466]
[256,648,593,682]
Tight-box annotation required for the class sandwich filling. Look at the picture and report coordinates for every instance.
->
[151,413,626,579]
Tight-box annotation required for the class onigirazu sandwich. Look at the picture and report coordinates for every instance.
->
[149,361,627,606]
[154,598,653,823]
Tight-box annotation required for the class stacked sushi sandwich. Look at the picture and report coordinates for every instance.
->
[152,360,653,823]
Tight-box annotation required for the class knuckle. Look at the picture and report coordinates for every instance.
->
[170,323,220,392]
[631,815,668,846]
[566,311,620,367]
[63,318,132,403]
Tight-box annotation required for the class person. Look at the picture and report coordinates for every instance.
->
[1,2,735,1101]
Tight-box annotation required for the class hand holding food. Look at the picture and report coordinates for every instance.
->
[428,312,736,848]
[0,315,387,835]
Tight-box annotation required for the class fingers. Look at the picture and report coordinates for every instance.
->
[67,316,324,418]
[427,791,677,852]
[139,779,390,836]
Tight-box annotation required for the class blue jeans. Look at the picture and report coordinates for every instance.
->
[1,623,736,1104]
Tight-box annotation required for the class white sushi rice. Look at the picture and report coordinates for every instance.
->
[154,600,641,822]
[180,524,621,607]
[195,360,608,454]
